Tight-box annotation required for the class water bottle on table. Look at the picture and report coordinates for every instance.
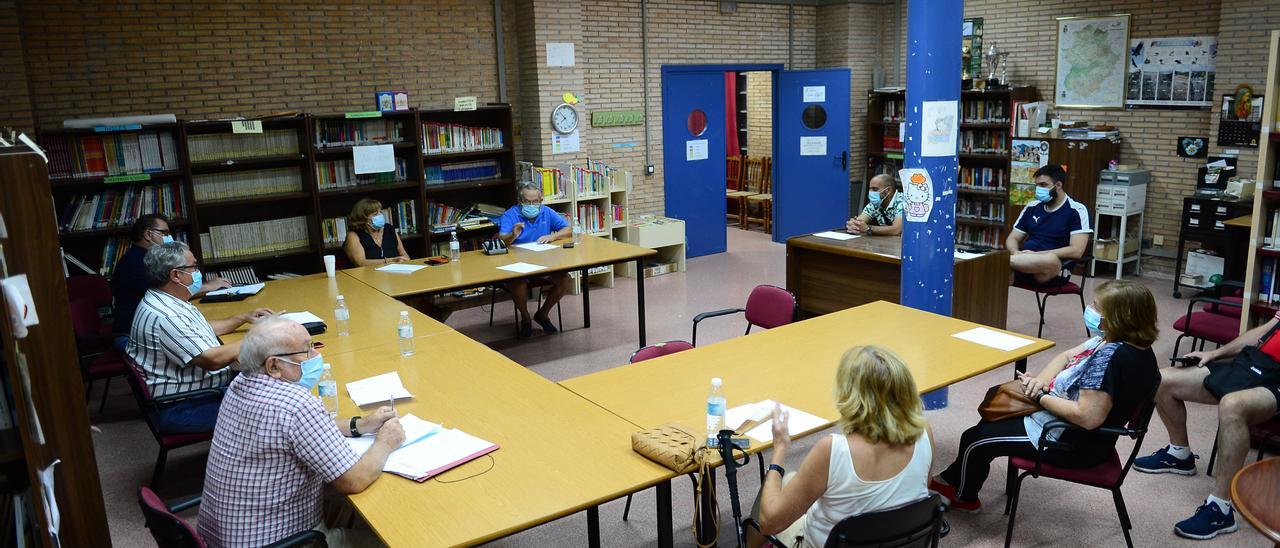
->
[398,311,415,356]
[572,217,583,244]
[449,231,461,261]
[706,377,726,447]
[334,295,350,336]
[318,363,339,418]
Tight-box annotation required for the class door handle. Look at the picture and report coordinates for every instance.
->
[838,150,848,171]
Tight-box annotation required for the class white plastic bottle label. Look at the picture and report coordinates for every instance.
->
[318,382,337,397]
[398,325,413,338]
[334,308,349,321]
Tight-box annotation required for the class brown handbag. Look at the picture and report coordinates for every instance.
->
[631,422,706,473]
[978,379,1042,422]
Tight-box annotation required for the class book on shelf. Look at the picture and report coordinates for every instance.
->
[882,136,904,152]
[427,201,498,233]
[575,203,608,233]
[962,100,1010,124]
[959,130,1008,154]
[58,182,187,232]
[572,161,618,196]
[386,200,419,234]
[211,266,262,285]
[422,123,504,155]
[518,162,566,200]
[880,98,905,122]
[322,217,349,247]
[957,225,1003,248]
[315,119,405,148]
[317,158,408,189]
[187,129,300,162]
[1260,257,1275,305]
[611,204,625,225]
[200,216,309,259]
[424,160,500,186]
[956,198,1006,223]
[97,231,188,277]
[958,166,1007,190]
[43,131,180,179]
[194,167,303,201]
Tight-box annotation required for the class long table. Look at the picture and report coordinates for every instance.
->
[342,235,657,345]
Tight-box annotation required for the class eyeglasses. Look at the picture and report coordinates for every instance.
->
[173,263,200,271]
[518,199,543,206]
[149,227,172,236]
[269,347,316,361]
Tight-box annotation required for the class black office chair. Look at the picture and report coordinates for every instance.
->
[743,493,945,547]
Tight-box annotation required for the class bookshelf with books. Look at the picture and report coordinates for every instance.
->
[865,86,1036,248]
[1240,31,1280,330]
[421,106,516,249]
[520,160,631,293]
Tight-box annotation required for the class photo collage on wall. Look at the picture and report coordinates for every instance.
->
[1126,36,1217,107]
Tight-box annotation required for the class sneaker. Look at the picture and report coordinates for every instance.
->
[929,478,981,513]
[533,314,558,333]
[1174,502,1238,540]
[517,321,534,339]
[1134,446,1198,475]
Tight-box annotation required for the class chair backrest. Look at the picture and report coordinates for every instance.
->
[121,351,170,443]
[758,156,773,194]
[742,156,766,193]
[744,285,798,330]
[727,156,743,190]
[66,274,113,308]
[137,487,205,548]
[1115,386,1160,484]
[68,298,105,339]
[825,493,944,548]
[630,340,695,363]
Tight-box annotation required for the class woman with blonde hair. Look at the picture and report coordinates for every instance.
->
[748,345,934,547]
[931,279,1160,512]
[343,198,410,266]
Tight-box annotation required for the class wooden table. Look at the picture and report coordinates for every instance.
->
[342,235,657,345]
[786,234,1011,328]
[1231,457,1280,545]
[326,330,675,547]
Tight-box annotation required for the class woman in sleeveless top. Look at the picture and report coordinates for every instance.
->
[748,346,934,548]
[343,198,410,266]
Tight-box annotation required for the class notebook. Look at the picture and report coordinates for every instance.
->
[347,418,499,482]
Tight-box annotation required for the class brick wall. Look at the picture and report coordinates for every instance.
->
[0,0,32,131]
[744,70,772,158]
[816,1,887,212]
[1210,1,1280,185]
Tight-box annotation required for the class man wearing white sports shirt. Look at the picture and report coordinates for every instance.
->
[1007,165,1092,283]
[126,242,274,432]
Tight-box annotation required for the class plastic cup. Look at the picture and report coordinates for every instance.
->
[323,255,336,278]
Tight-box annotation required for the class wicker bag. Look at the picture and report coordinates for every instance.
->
[631,422,705,473]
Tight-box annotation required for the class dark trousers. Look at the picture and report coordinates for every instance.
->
[155,391,223,433]
[939,417,1105,502]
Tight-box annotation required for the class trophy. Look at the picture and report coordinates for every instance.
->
[985,41,1010,89]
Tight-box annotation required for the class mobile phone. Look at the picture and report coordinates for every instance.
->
[425,255,450,265]
[1171,356,1202,367]
[563,242,576,248]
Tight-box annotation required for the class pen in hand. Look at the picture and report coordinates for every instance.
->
[389,394,396,416]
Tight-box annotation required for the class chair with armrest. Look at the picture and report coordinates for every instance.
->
[1171,280,1246,360]
[122,353,221,486]
[69,298,128,413]
[743,493,945,548]
[1003,388,1158,548]
[691,284,797,347]
[138,487,326,547]
[620,339,699,522]
[1011,240,1093,338]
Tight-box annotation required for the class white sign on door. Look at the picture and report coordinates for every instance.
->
[803,86,826,103]
[686,139,709,161]
[800,136,827,156]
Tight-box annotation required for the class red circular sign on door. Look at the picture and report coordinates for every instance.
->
[687,109,708,136]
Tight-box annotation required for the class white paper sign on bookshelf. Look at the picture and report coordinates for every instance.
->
[353,144,395,174]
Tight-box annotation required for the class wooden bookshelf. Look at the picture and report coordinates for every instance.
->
[1241,32,1280,332]
[865,86,1037,248]
[421,105,517,257]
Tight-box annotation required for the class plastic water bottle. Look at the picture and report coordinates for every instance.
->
[333,295,350,336]
[572,217,583,244]
[318,363,339,418]
[706,377,726,447]
[449,231,461,261]
[397,311,415,356]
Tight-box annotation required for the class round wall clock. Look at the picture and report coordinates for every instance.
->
[551,103,579,135]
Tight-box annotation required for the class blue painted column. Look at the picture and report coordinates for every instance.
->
[902,0,963,409]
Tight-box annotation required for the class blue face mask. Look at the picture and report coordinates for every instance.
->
[281,353,324,389]
[521,204,541,218]
[1035,186,1055,203]
[1084,305,1104,335]
[868,190,883,206]
[183,269,203,297]
[370,213,387,229]
[161,235,174,244]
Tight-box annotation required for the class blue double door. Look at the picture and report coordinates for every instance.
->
[663,67,851,257]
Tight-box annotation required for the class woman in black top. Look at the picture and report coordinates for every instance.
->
[930,279,1161,511]
[343,198,410,266]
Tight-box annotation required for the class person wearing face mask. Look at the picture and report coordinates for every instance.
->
[497,184,572,338]
[125,242,275,433]
[844,174,905,236]
[1007,164,1093,283]
[343,198,411,267]
[198,317,403,547]
[930,280,1159,513]
[110,214,232,350]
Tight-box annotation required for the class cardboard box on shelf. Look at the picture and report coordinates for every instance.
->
[642,262,674,278]
[1094,238,1139,260]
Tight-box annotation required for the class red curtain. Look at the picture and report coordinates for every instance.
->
[725,72,741,157]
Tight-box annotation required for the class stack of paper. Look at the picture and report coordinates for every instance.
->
[346,414,500,482]
[280,311,325,325]
[812,231,858,241]
[345,414,442,454]
[375,263,426,273]
[514,242,559,252]
[206,282,265,296]
[346,372,414,407]
[724,400,829,443]
[497,262,547,274]
[952,327,1034,351]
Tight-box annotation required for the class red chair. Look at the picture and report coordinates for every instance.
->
[1002,389,1158,548]
[1205,417,1280,476]
[691,285,797,347]
[122,353,220,486]
[69,299,128,413]
[1011,246,1092,338]
[629,340,695,363]
[138,486,325,547]
[66,274,113,309]
[1171,281,1244,360]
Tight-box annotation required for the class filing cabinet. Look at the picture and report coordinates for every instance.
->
[1092,174,1147,279]
[1173,196,1253,297]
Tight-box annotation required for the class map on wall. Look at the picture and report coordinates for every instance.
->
[1054,15,1130,109]
[1125,36,1217,107]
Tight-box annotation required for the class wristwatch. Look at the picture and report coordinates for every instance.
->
[1034,392,1048,405]
[349,416,362,437]
[768,464,785,478]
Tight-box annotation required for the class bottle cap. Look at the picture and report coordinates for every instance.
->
[336,294,345,300]
[400,310,409,316]
[711,377,722,386]
[323,363,331,370]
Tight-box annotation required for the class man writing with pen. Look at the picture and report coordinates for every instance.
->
[198,315,404,547]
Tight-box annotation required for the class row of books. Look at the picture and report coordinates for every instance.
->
[44,132,181,179]
[575,204,608,233]
[321,217,349,246]
[426,201,500,233]
[956,225,1003,248]
[211,265,261,285]
[959,130,1009,155]
[612,204,625,226]
[956,198,1006,223]
[200,216,309,259]
[193,167,302,202]
[424,160,500,186]
[880,99,905,122]
[531,166,567,199]
[422,123,504,155]
[187,130,300,162]
[321,200,419,245]
[99,233,185,277]
[958,166,1008,190]
[881,136,904,152]
[961,100,1010,124]
[58,182,187,232]
[315,119,405,148]
[1257,256,1280,305]
[317,158,408,189]
[572,161,618,196]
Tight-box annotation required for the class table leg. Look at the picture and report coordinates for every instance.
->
[696,468,718,546]
[587,506,600,548]
[581,268,591,328]
[636,257,647,347]
[656,480,673,548]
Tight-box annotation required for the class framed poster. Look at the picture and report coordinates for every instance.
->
[1126,36,1217,108]
[1009,139,1049,205]
[1054,14,1131,109]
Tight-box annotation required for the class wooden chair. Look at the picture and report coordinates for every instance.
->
[728,156,765,228]
[745,156,773,233]
[725,156,745,224]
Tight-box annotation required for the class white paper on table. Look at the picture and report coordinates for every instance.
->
[952,327,1034,351]
[346,414,442,454]
[346,371,414,407]
[375,263,426,273]
[382,427,498,480]
[280,311,325,325]
[206,282,265,296]
[497,262,547,274]
[39,459,59,543]
[813,231,857,241]
[353,144,395,174]
[724,400,829,443]
[954,250,985,260]
[515,242,559,252]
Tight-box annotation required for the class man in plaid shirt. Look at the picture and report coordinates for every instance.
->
[198,317,404,547]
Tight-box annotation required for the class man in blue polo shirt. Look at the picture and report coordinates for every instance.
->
[1007,164,1092,283]
[497,184,573,338]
